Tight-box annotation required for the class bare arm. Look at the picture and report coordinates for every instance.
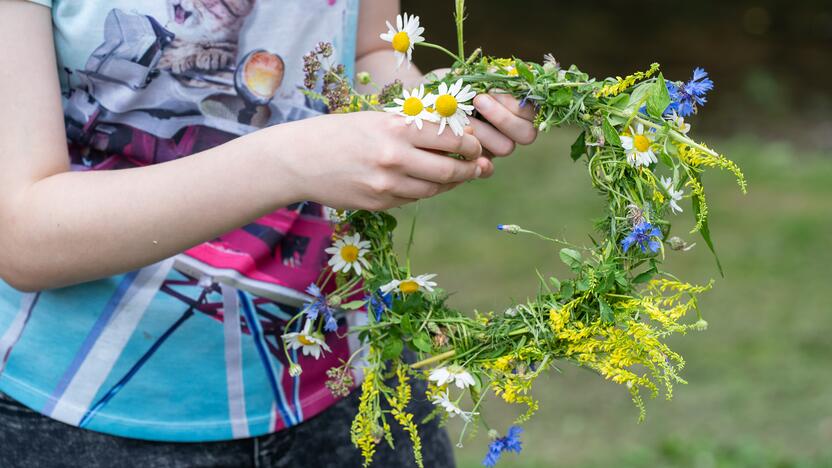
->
[0,1,483,291]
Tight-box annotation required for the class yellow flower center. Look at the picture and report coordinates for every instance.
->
[399,280,420,294]
[402,96,424,116]
[298,335,316,346]
[634,135,651,152]
[434,94,458,117]
[340,245,359,263]
[391,31,410,53]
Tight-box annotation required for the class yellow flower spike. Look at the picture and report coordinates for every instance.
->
[596,63,661,98]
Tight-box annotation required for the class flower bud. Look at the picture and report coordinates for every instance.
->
[289,364,303,377]
[497,224,521,234]
[356,71,372,85]
[327,294,343,307]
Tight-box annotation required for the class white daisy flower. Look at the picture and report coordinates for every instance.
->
[282,320,332,360]
[660,176,685,214]
[620,123,658,168]
[379,13,424,69]
[385,85,438,130]
[324,233,371,275]
[380,273,438,295]
[669,111,691,135]
[428,365,476,389]
[431,391,476,422]
[323,206,350,224]
[433,79,476,136]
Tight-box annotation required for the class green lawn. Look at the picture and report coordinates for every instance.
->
[391,130,832,467]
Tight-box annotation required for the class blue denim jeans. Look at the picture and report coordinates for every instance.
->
[0,375,455,468]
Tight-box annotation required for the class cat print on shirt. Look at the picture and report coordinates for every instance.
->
[158,0,257,74]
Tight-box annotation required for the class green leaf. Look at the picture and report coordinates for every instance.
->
[692,178,725,277]
[551,87,572,107]
[400,314,414,334]
[560,281,575,300]
[602,117,622,147]
[340,300,367,311]
[607,93,630,109]
[646,73,671,119]
[559,248,583,271]
[514,59,535,83]
[549,277,561,291]
[599,298,614,323]
[570,132,587,161]
[633,268,657,284]
[412,332,433,353]
[627,82,653,114]
[381,336,403,360]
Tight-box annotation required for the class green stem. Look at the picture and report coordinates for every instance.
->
[415,42,460,63]
[455,0,466,60]
[411,349,456,369]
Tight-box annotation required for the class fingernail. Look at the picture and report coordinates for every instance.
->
[474,166,483,178]
[476,94,492,110]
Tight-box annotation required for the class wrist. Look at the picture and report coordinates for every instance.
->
[252,122,313,207]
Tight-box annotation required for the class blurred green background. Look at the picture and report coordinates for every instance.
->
[394,1,832,467]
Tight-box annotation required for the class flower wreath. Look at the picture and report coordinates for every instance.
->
[288,2,746,466]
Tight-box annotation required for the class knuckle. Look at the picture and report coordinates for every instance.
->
[384,115,408,136]
[369,175,395,195]
[438,166,456,184]
[425,183,441,197]
[377,146,400,168]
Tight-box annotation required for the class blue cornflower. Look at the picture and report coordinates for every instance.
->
[483,426,523,467]
[621,221,663,254]
[368,290,393,322]
[665,67,714,117]
[303,284,337,332]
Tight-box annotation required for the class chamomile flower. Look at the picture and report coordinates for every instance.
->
[380,273,438,295]
[385,85,437,129]
[433,79,476,136]
[429,365,476,389]
[669,111,691,134]
[282,320,332,359]
[325,233,370,275]
[660,176,685,214]
[620,123,658,168]
[431,391,475,422]
[379,13,424,68]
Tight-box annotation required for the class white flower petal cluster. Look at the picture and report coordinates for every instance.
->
[385,84,438,129]
[380,274,438,295]
[661,176,685,214]
[428,365,476,389]
[620,123,658,168]
[431,391,476,422]
[282,320,332,360]
[379,13,424,68]
[324,233,371,275]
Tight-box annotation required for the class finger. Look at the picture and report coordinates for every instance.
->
[401,148,482,184]
[470,118,515,157]
[474,94,538,145]
[476,156,495,179]
[490,92,537,121]
[404,121,483,161]
[390,177,444,200]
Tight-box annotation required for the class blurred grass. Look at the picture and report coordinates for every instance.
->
[391,130,832,467]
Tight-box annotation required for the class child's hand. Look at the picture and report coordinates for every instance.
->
[282,111,487,211]
[470,92,538,175]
